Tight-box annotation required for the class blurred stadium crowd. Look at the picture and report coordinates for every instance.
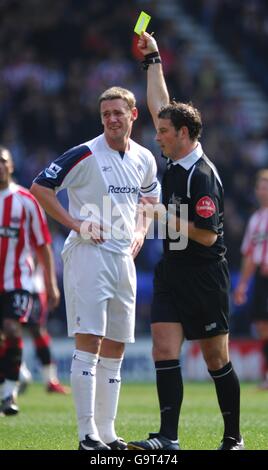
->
[1,0,268,336]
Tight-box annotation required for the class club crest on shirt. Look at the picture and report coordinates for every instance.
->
[195,196,216,218]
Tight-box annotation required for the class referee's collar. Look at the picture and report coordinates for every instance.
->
[167,142,203,170]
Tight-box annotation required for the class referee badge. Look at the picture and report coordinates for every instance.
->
[195,196,216,218]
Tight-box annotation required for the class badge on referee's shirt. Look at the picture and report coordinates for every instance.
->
[195,196,216,218]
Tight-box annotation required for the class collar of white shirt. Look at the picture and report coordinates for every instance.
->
[170,142,203,170]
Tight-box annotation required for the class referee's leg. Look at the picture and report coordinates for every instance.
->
[152,322,184,442]
[200,334,242,447]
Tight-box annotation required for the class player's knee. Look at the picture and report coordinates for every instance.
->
[75,333,103,354]
[100,338,125,358]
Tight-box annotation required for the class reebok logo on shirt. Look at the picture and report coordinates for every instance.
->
[108,185,139,194]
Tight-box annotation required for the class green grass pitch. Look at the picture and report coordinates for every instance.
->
[0,382,267,450]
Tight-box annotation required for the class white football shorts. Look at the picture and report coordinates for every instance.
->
[63,243,136,343]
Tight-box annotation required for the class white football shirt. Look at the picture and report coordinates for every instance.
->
[34,133,161,255]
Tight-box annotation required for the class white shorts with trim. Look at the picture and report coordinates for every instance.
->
[63,244,136,343]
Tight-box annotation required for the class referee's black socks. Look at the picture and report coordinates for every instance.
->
[155,359,183,441]
[208,361,241,440]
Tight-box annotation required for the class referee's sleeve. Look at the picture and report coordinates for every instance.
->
[191,172,221,233]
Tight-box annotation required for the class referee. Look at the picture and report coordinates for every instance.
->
[128,33,244,451]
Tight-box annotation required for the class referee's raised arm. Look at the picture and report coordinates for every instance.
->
[137,32,169,129]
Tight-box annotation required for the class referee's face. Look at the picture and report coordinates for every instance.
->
[156,118,184,160]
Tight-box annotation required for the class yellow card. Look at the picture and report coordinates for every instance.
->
[134,11,151,35]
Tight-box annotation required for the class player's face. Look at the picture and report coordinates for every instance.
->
[156,118,185,160]
[100,99,138,147]
[0,150,13,189]
[255,179,268,207]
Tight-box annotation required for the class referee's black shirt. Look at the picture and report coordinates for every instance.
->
[162,143,226,266]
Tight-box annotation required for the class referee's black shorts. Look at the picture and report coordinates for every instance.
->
[151,257,230,340]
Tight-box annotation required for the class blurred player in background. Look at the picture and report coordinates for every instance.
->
[30,87,160,450]
[0,146,59,416]
[128,32,243,451]
[234,169,268,390]
[19,260,69,395]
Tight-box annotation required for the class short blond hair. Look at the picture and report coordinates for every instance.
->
[256,169,268,183]
[99,87,136,110]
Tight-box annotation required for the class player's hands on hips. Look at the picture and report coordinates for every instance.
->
[137,32,159,56]
[80,220,107,244]
[131,230,146,259]
[233,283,247,305]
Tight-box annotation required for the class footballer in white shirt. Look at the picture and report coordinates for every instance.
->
[31,87,161,451]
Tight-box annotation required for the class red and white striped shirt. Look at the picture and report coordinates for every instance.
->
[241,208,268,267]
[0,182,51,293]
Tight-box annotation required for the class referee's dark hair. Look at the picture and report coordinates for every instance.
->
[158,101,202,141]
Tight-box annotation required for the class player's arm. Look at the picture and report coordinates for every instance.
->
[131,196,159,259]
[137,32,169,129]
[30,183,81,233]
[233,255,257,305]
[35,243,60,311]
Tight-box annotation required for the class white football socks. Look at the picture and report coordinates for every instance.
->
[95,356,123,443]
[3,379,18,399]
[70,349,99,441]
[42,363,57,384]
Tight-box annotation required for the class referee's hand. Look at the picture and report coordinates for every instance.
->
[137,32,159,56]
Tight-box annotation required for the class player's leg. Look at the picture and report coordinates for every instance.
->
[250,273,268,388]
[18,360,32,394]
[0,328,6,406]
[72,333,105,445]
[28,293,69,393]
[95,338,126,449]
[1,318,23,414]
[254,320,268,389]
[97,253,136,450]
[0,290,31,415]
[64,244,111,450]
[200,333,244,450]
[29,322,70,394]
